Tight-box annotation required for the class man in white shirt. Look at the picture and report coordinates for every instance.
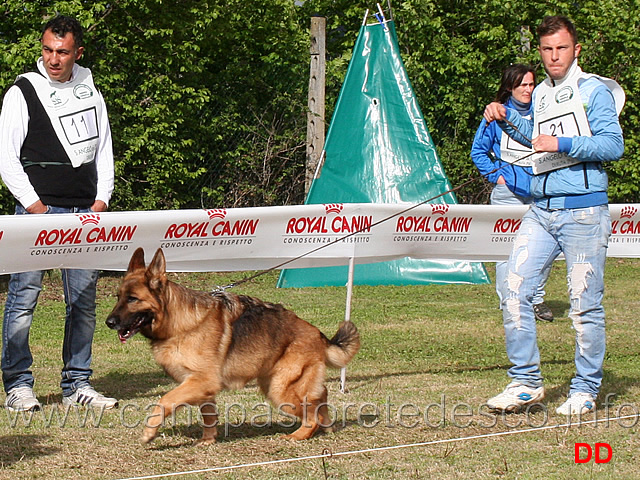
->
[0,15,117,411]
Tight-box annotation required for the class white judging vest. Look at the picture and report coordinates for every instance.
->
[529,62,625,174]
[18,60,102,168]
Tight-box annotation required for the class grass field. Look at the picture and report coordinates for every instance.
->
[0,258,639,479]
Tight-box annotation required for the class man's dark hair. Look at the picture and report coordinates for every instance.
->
[537,15,578,45]
[495,64,537,104]
[41,15,83,49]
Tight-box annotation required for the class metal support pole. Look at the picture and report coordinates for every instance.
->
[340,256,356,393]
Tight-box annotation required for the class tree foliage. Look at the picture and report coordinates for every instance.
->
[302,0,640,204]
[0,0,309,211]
[0,0,639,212]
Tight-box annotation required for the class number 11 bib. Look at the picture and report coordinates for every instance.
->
[18,65,102,168]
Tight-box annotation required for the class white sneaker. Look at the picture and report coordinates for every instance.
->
[62,385,118,409]
[5,386,41,412]
[487,382,545,412]
[556,392,595,416]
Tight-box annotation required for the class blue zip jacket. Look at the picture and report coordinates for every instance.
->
[501,76,624,209]
[471,97,533,199]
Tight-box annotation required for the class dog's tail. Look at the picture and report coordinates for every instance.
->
[325,321,360,369]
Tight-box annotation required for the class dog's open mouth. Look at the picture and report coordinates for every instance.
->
[115,316,152,343]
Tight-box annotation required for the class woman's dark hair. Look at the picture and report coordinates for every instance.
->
[41,15,83,49]
[495,64,537,104]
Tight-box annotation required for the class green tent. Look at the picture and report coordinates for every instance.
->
[277,16,489,288]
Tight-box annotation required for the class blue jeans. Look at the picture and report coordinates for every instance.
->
[490,184,549,306]
[501,204,611,397]
[2,205,98,396]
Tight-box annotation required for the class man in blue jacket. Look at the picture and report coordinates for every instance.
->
[482,15,624,416]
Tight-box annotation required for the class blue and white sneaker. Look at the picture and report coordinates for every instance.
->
[487,382,545,412]
[556,392,595,416]
[62,385,118,409]
[5,386,41,412]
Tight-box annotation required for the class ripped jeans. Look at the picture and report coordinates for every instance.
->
[490,183,550,307]
[500,204,611,397]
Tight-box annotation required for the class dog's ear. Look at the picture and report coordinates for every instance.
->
[146,248,167,291]
[148,248,167,275]
[128,248,146,273]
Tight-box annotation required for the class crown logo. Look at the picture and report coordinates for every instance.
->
[78,214,100,225]
[206,209,227,220]
[324,203,343,215]
[430,204,449,216]
[620,206,637,219]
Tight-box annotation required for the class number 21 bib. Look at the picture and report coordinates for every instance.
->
[529,75,589,174]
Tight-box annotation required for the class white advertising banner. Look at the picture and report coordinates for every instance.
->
[0,203,638,274]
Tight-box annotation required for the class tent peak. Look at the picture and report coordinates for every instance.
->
[363,2,394,27]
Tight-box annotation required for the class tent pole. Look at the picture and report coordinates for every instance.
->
[311,149,326,183]
[340,256,356,393]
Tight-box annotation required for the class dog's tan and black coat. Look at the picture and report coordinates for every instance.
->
[106,248,360,445]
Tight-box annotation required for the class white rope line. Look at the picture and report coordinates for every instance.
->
[111,413,638,480]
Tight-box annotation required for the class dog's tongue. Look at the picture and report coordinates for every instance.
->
[118,332,129,344]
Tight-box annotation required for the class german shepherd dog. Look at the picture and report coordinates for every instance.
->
[106,248,360,445]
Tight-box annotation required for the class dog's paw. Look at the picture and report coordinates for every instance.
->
[322,424,337,434]
[140,430,158,445]
[194,437,217,447]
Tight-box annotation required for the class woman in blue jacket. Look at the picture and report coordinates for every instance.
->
[471,64,553,322]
